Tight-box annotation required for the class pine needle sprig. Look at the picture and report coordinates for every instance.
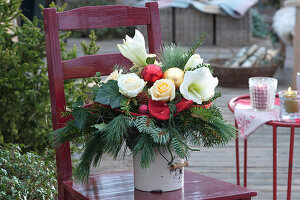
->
[190,107,217,123]
[113,64,130,74]
[201,92,222,107]
[129,116,169,145]
[132,133,156,168]
[188,63,213,73]
[103,115,129,158]
[120,97,132,116]
[159,43,188,72]
[187,32,207,57]
[50,121,78,148]
[73,130,106,183]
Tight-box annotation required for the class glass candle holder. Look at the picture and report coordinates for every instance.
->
[279,89,300,120]
[249,77,278,111]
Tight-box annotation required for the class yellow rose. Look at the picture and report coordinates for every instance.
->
[148,79,175,102]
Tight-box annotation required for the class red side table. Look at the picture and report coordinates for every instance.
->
[228,95,300,200]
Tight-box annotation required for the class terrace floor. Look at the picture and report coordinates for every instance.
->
[67,38,299,200]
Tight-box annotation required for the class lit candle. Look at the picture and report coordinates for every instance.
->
[283,87,298,114]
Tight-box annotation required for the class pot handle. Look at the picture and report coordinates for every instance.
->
[169,161,189,170]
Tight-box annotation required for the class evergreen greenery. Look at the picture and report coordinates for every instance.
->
[0,0,99,153]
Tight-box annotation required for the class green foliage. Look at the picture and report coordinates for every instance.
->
[0,0,51,151]
[187,33,207,57]
[131,133,156,168]
[160,33,207,72]
[95,80,123,109]
[81,30,101,55]
[0,144,57,199]
[0,0,99,152]
[159,44,188,72]
[251,9,270,39]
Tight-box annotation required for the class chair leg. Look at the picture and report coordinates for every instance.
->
[287,126,295,200]
[236,137,240,185]
[235,121,240,185]
[244,139,247,188]
[273,125,277,200]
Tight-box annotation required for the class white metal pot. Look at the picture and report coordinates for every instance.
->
[133,147,184,192]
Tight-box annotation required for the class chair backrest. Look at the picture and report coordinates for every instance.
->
[43,2,162,198]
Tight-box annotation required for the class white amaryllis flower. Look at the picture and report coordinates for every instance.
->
[183,54,203,71]
[179,67,218,104]
[118,73,146,98]
[104,69,123,83]
[117,29,148,66]
[149,79,175,102]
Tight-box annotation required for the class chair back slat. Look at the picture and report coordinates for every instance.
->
[62,53,132,79]
[57,5,150,30]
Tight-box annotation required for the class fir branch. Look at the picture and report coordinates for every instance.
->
[129,116,169,145]
[50,121,78,148]
[190,107,217,123]
[187,33,207,57]
[120,97,132,116]
[131,133,156,168]
[81,30,100,55]
[159,44,188,72]
[73,130,106,183]
[188,63,213,73]
[103,115,129,158]
[202,92,222,105]
[113,64,130,74]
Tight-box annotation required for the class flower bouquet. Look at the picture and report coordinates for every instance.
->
[52,30,236,191]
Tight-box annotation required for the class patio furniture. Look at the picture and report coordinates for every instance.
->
[44,2,257,199]
[63,170,257,200]
[43,3,162,198]
[228,95,300,200]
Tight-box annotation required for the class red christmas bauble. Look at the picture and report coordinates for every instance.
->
[141,64,163,85]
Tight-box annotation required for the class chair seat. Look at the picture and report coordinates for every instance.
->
[63,170,256,200]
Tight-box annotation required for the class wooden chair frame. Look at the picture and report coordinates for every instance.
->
[43,2,162,199]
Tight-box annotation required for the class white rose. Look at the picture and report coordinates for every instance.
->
[179,67,218,104]
[118,73,146,98]
[148,79,175,102]
[183,54,203,71]
[104,69,122,83]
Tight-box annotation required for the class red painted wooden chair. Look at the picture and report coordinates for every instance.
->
[43,2,162,199]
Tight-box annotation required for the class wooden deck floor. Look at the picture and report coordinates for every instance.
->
[68,39,299,199]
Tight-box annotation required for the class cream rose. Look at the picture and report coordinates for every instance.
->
[118,73,146,98]
[149,79,175,102]
[104,69,122,83]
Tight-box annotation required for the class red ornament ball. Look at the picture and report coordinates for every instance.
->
[138,105,148,115]
[141,64,163,85]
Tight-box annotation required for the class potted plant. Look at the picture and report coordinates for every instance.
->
[51,30,236,192]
